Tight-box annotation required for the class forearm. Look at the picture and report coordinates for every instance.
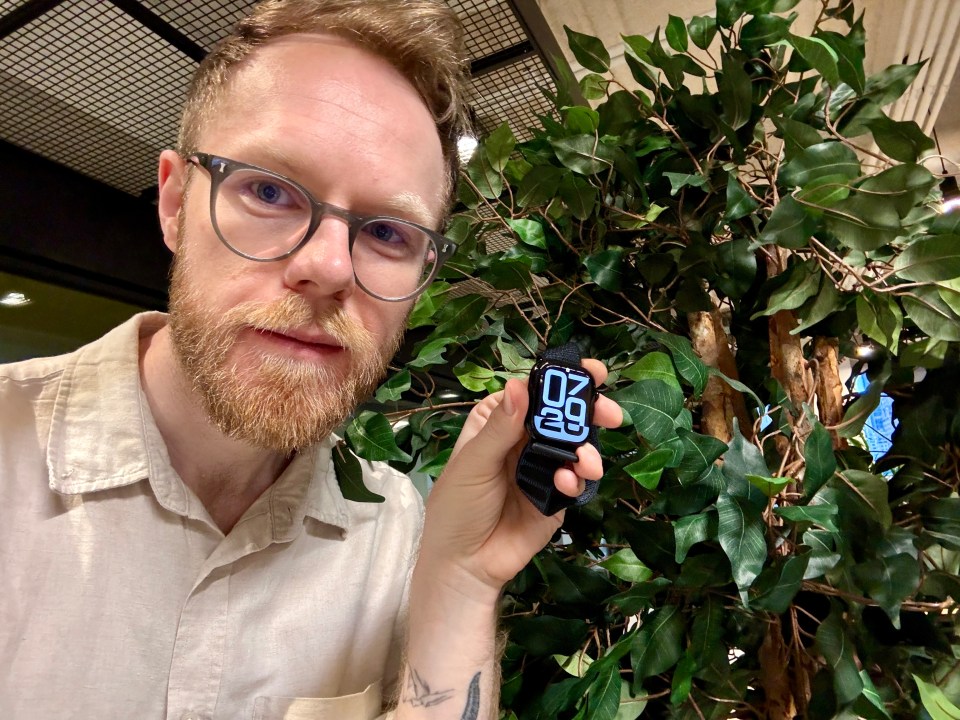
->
[394,564,502,720]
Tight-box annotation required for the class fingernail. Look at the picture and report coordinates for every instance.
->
[502,382,516,416]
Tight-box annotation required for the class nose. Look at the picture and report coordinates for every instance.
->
[280,215,356,301]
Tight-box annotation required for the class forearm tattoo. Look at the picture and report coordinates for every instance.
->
[401,668,482,720]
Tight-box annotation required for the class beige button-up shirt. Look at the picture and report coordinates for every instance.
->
[0,313,423,720]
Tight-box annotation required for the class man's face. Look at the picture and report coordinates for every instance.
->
[159,35,447,452]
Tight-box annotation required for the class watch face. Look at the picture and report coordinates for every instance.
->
[528,364,594,445]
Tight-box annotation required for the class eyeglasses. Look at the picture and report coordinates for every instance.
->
[183,152,457,302]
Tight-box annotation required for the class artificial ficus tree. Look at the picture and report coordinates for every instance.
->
[338,0,960,717]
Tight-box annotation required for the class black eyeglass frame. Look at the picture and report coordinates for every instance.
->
[183,152,458,302]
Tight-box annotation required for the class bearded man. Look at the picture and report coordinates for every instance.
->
[0,1,622,718]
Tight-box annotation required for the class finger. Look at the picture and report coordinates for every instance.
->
[447,378,529,478]
[573,442,604,480]
[581,358,608,385]
[554,467,585,497]
[594,395,624,429]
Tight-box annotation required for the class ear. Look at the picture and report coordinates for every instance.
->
[157,149,186,254]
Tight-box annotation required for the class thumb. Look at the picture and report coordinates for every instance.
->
[450,379,528,478]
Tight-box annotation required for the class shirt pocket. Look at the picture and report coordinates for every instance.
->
[253,680,383,720]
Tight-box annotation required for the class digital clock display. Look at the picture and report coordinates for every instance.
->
[528,364,594,445]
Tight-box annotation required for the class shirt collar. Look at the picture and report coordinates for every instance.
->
[46,312,353,534]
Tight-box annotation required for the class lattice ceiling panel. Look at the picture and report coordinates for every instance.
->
[0,0,194,196]
[0,0,559,199]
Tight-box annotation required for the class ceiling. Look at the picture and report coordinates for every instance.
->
[0,0,958,358]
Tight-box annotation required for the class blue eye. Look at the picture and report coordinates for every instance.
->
[254,182,285,204]
[367,221,407,244]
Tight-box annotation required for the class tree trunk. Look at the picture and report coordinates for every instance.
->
[688,309,753,442]
[812,337,848,449]
[760,617,796,720]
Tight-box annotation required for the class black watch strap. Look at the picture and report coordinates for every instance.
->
[517,342,600,516]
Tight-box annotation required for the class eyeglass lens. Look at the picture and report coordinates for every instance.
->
[211,167,438,300]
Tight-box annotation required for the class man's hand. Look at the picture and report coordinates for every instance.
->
[416,358,623,601]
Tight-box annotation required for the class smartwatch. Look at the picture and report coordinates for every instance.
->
[516,342,600,515]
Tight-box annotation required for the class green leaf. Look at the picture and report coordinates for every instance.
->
[688,16,717,50]
[663,171,708,195]
[903,287,960,342]
[375,369,411,403]
[670,653,697,706]
[852,553,919,627]
[792,273,842,334]
[407,280,447,328]
[773,117,823,156]
[584,248,625,292]
[753,260,821,317]
[333,440,386,503]
[823,192,902,251]
[816,609,864,705]
[346,410,412,463]
[665,15,688,52]
[511,615,590,656]
[453,362,500,393]
[818,30,866,94]
[914,675,960,720]
[741,14,792,53]
[776,504,839,532]
[466,145,502,198]
[677,428,728,484]
[496,337,534,372]
[864,62,924,107]
[484,122,516,171]
[894,235,960,282]
[408,336,453,369]
[600,549,654,583]
[588,664,623,720]
[840,469,892,529]
[855,670,893,720]
[418,448,451,477]
[559,173,598,220]
[751,552,810,613]
[722,420,771,506]
[624,447,675,490]
[856,163,936,218]
[565,26,611,73]
[866,115,935,163]
[674,511,716,563]
[747,474,791,497]
[719,51,754,130]
[857,291,902,351]
[716,492,768,591]
[725,174,760,221]
[757,196,815,249]
[803,421,837,497]
[609,379,685,446]
[689,596,724,670]
[622,352,680,388]
[789,34,840,87]
[552,135,616,175]
[516,165,563,208]
[631,605,684,681]
[431,295,489,339]
[780,141,860,187]
[803,529,842,579]
[921,498,960,551]
[507,218,547,248]
[579,72,610,101]
[650,332,709,397]
[541,553,618,606]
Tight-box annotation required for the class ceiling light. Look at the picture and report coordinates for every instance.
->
[457,135,478,163]
[0,291,31,307]
[856,344,877,359]
[942,197,960,214]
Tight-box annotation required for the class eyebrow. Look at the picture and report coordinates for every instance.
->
[380,191,438,228]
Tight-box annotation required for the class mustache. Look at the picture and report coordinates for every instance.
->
[217,294,376,354]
